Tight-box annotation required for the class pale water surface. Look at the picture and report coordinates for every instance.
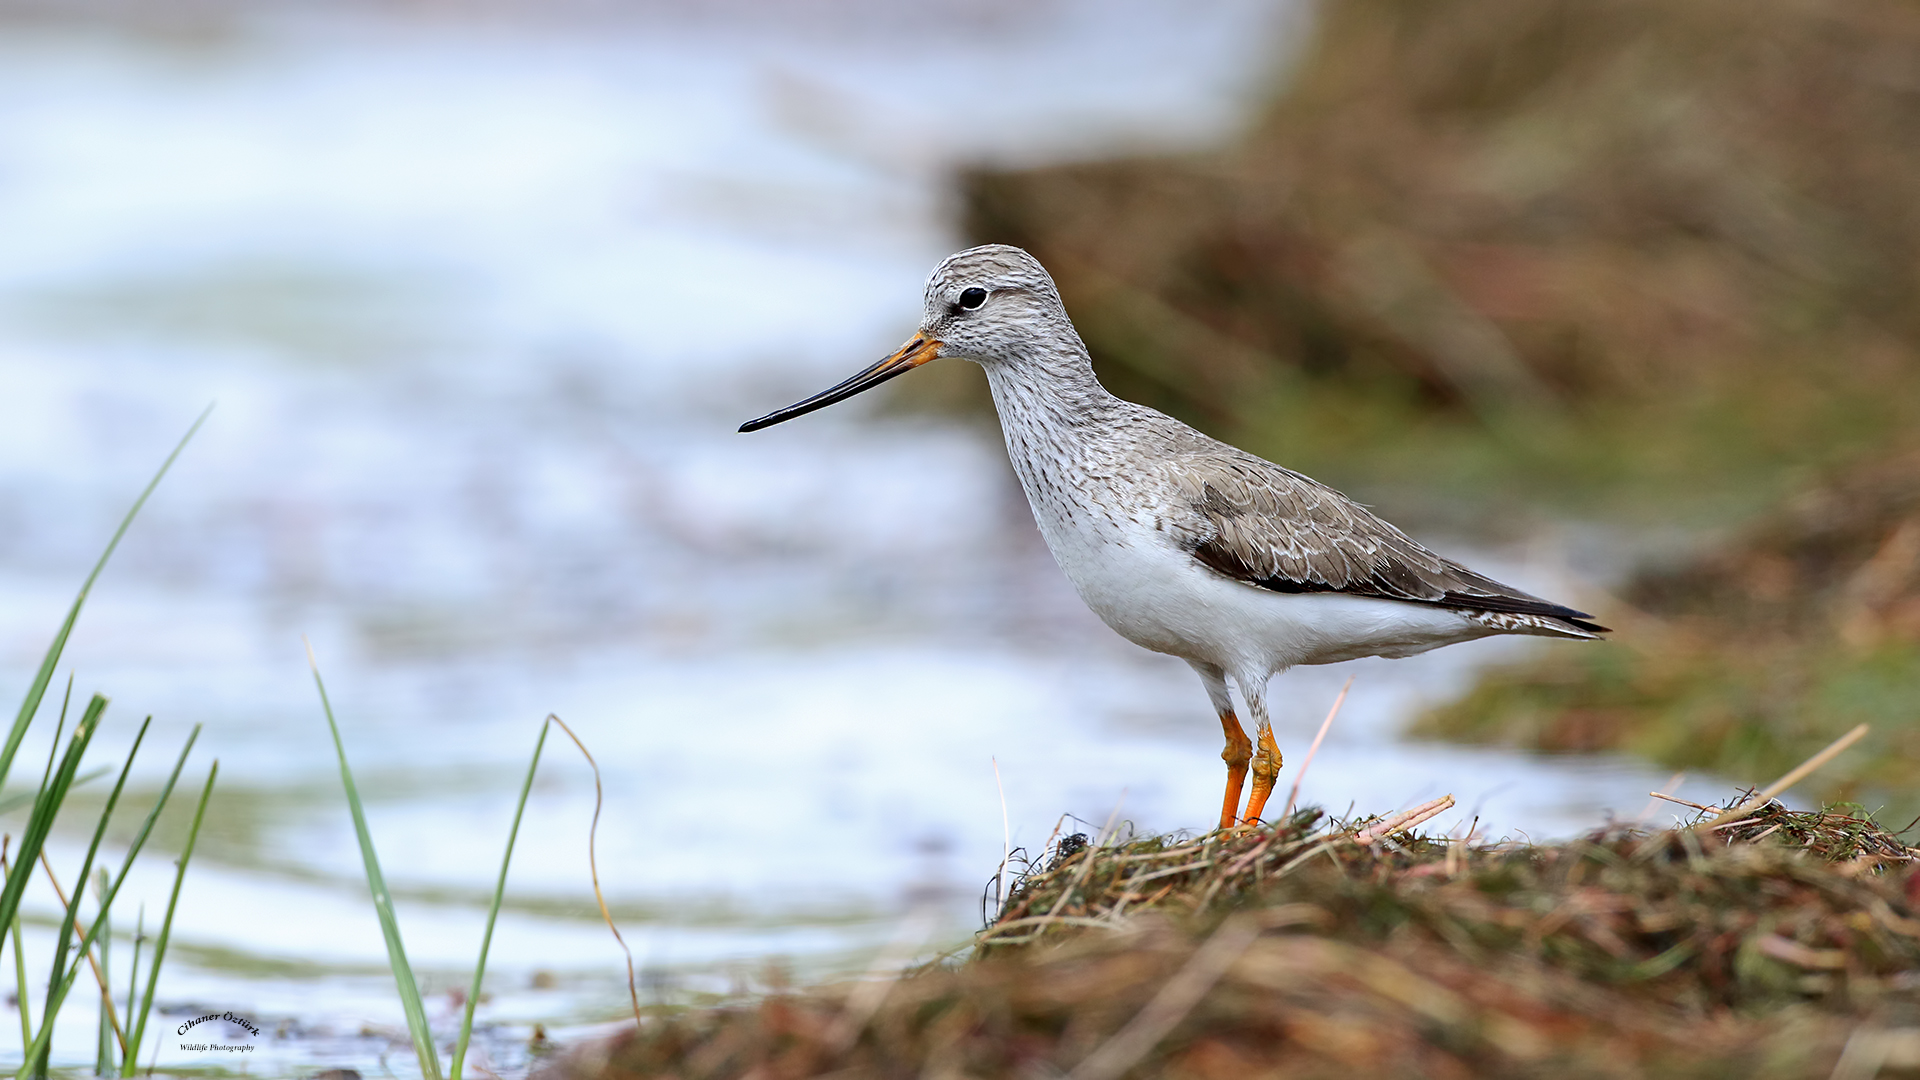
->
[0,4,1694,1074]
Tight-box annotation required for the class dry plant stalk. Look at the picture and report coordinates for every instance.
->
[1279,676,1353,823]
[1349,794,1455,845]
[1706,723,1871,828]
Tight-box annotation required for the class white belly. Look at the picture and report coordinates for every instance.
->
[1036,514,1491,678]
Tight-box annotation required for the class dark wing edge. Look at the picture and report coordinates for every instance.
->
[1190,539,1610,634]
[1179,464,1611,636]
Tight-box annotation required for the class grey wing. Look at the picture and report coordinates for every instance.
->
[1161,451,1607,632]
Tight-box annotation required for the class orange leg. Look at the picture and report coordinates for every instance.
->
[1216,710,1253,831]
[1240,725,1284,825]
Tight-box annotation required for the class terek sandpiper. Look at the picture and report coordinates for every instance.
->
[741,245,1606,831]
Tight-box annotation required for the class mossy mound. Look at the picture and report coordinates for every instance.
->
[553,803,1920,1080]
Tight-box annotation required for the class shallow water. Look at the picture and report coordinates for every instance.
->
[0,4,1696,1074]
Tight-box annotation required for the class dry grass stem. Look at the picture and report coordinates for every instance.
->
[1349,794,1455,845]
[1637,773,1688,824]
[1279,677,1353,824]
[1708,724,1872,828]
[991,757,1011,918]
[1652,791,1717,812]
[35,851,127,1056]
[545,714,641,1028]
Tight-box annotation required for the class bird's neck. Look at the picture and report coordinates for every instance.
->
[979,339,1125,524]
[980,337,1117,445]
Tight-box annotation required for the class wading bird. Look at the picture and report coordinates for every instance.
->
[741,245,1605,831]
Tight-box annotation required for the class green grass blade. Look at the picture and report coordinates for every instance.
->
[100,722,201,904]
[2,678,73,976]
[11,694,107,1079]
[31,677,75,805]
[43,715,147,1017]
[40,722,202,1076]
[0,695,108,972]
[450,720,550,1080]
[124,906,143,1060]
[22,719,200,1078]
[0,764,113,818]
[10,902,29,1051]
[94,869,114,1076]
[309,645,443,1080]
[121,760,216,1078]
[59,720,204,1014]
[40,718,203,1031]
[25,714,149,1072]
[0,406,209,795]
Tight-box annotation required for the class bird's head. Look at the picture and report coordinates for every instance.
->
[739,244,1068,433]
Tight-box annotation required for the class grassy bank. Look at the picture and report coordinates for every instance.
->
[556,801,1920,1079]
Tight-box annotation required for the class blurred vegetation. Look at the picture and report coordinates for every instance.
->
[568,808,1920,1079]
[1418,446,1920,819]
[940,0,1920,818]
[943,0,1920,525]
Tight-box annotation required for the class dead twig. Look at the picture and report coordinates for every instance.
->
[1637,773,1687,824]
[1351,795,1456,845]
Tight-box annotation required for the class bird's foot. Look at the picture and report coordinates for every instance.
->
[1240,727,1284,825]
[1216,712,1253,831]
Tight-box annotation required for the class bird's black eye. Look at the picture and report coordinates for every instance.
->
[957,287,988,310]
